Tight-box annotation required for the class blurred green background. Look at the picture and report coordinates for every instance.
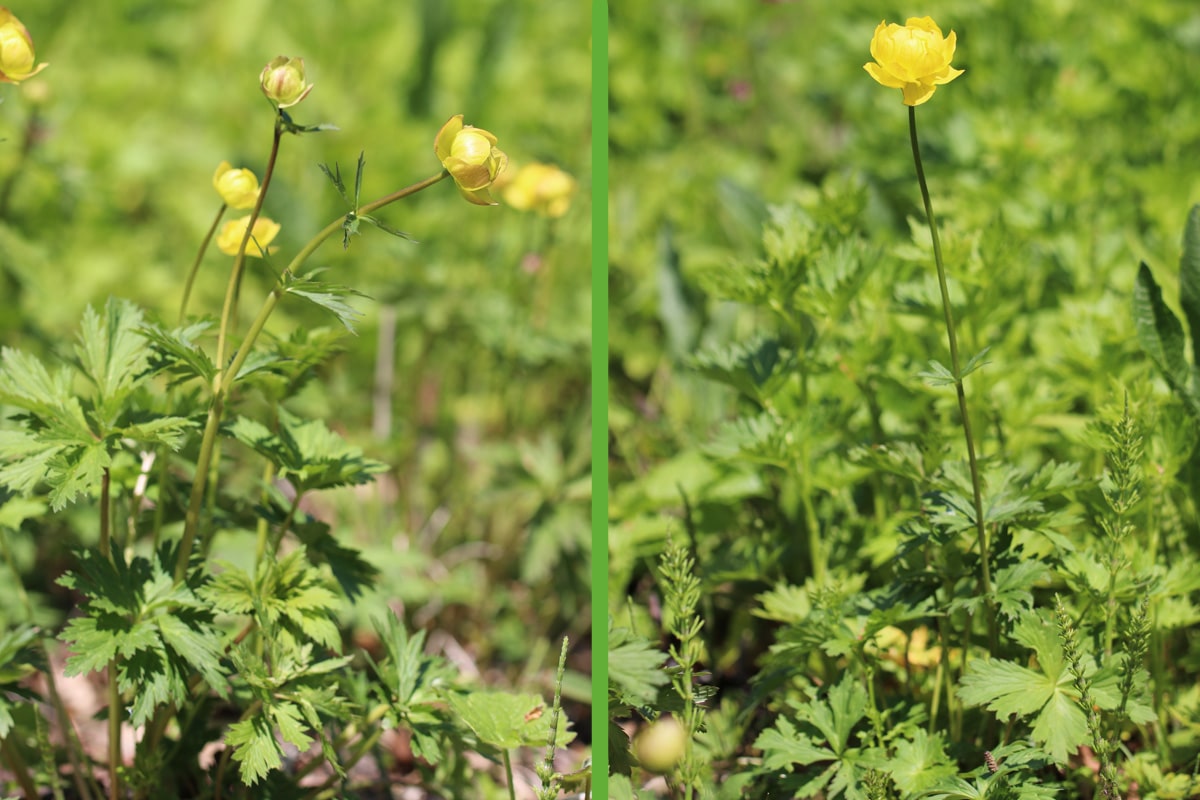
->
[0,0,591,707]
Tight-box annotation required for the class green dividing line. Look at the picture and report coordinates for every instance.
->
[591,0,610,796]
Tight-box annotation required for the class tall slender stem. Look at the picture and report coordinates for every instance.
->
[179,204,228,323]
[908,107,997,656]
[215,121,284,382]
[173,170,450,583]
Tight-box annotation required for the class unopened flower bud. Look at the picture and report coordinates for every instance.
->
[259,56,312,109]
[434,114,508,206]
[212,162,260,210]
[0,8,48,84]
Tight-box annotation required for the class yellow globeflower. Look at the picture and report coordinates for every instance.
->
[216,215,280,257]
[502,162,576,218]
[212,162,261,210]
[0,8,48,84]
[259,56,312,109]
[434,114,508,206]
[864,17,963,106]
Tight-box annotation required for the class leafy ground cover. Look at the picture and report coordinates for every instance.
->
[608,1,1200,797]
[0,2,591,798]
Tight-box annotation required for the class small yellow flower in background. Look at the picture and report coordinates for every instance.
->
[216,215,280,257]
[864,16,963,106]
[502,162,576,218]
[0,8,48,84]
[434,114,508,206]
[212,162,260,210]
[259,56,312,108]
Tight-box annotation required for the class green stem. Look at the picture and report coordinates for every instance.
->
[215,121,284,375]
[173,170,450,584]
[1,735,39,800]
[253,461,277,577]
[99,469,111,561]
[503,749,517,800]
[908,106,997,656]
[106,663,121,800]
[179,204,228,324]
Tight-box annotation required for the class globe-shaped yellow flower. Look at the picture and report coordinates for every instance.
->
[434,114,508,206]
[864,17,963,106]
[216,215,280,258]
[212,162,261,210]
[502,162,576,218]
[0,7,48,84]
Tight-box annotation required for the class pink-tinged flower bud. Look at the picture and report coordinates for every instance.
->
[217,215,280,257]
[434,114,508,206]
[212,162,261,210]
[0,8,48,84]
[259,56,312,109]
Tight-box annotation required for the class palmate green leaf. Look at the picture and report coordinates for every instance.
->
[608,625,668,705]
[284,269,367,333]
[291,687,347,780]
[140,319,216,384]
[754,583,812,625]
[58,548,228,724]
[73,298,149,424]
[0,625,42,736]
[918,359,956,387]
[156,613,228,696]
[756,676,884,800]
[0,624,39,685]
[705,413,796,466]
[46,440,111,511]
[689,337,794,401]
[0,430,64,496]
[447,689,574,750]
[0,347,80,421]
[886,730,956,794]
[795,674,868,755]
[986,560,1053,620]
[118,416,198,450]
[371,613,453,710]
[1177,204,1200,368]
[918,776,986,800]
[294,519,379,601]
[269,700,313,752]
[755,717,835,771]
[226,712,281,786]
[958,658,1056,717]
[368,614,456,764]
[206,550,342,653]
[958,612,1088,763]
[229,407,387,494]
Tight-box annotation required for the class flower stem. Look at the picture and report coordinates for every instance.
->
[172,170,450,583]
[215,120,284,380]
[179,204,228,324]
[908,107,997,656]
